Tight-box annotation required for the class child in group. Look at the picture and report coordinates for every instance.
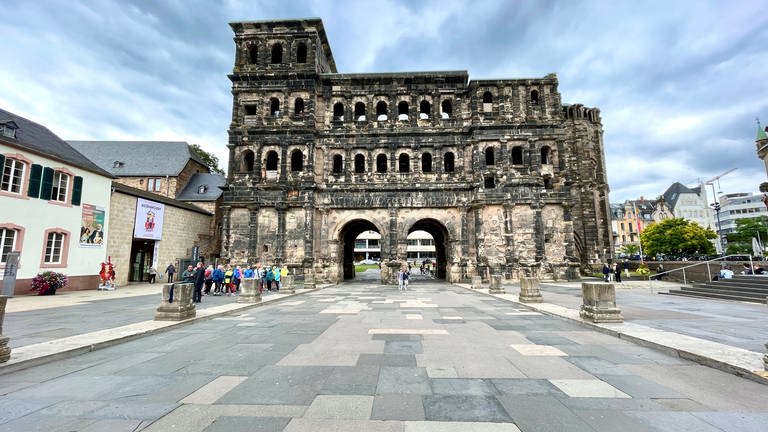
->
[223,266,234,296]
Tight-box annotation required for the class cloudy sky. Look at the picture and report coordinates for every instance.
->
[1,0,766,203]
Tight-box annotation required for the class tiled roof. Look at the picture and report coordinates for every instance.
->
[0,107,113,177]
[175,173,225,201]
[67,140,209,176]
[112,182,212,215]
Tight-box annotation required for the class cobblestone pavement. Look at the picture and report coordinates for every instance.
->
[1,278,766,431]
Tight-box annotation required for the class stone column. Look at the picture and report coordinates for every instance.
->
[471,275,483,289]
[155,283,196,321]
[282,275,295,294]
[0,296,11,363]
[275,203,287,262]
[221,206,232,258]
[579,282,623,323]
[237,278,261,303]
[519,277,543,303]
[489,274,505,294]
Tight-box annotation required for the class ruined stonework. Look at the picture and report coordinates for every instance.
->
[221,18,612,284]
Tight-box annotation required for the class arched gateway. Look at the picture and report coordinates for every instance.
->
[220,19,613,286]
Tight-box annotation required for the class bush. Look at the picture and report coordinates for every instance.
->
[635,265,651,278]
[31,271,68,295]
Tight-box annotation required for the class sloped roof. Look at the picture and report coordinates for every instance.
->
[0,107,113,177]
[175,172,225,201]
[67,140,208,176]
[112,182,212,216]
[662,182,702,210]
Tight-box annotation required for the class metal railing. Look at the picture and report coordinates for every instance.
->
[645,255,756,288]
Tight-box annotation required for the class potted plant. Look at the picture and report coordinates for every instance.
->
[31,271,68,295]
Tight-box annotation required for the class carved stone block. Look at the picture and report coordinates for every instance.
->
[155,283,196,321]
[489,274,505,294]
[519,277,543,303]
[237,278,262,303]
[0,296,10,363]
[471,276,483,289]
[579,282,623,323]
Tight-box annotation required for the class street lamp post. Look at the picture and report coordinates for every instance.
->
[708,182,725,254]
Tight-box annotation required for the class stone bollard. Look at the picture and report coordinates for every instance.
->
[579,282,623,323]
[471,276,483,289]
[489,274,505,294]
[155,283,196,321]
[237,278,262,303]
[0,296,11,363]
[519,277,543,303]
[282,275,295,294]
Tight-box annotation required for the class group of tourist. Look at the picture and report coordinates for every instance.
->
[170,261,288,303]
[601,261,628,282]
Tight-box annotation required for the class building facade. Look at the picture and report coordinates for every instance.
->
[717,193,768,236]
[1,108,113,293]
[220,19,612,284]
[662,182,714,231]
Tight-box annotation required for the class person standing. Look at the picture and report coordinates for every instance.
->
[623,259,630,278]
[147,266,157,284]
[612,262,622,283]
[273,265,281,291]
[165,263,176,283]
[193,262,205,303]
[181,264,196,283]
[203,265,214,295]
[602,263,610,282]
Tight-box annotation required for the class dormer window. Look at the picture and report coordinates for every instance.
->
[197,185,208,194]
[112,161,124,169]
[1,122,18,139]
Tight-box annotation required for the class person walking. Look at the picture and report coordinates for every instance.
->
[273,265,281,292]
[602,263,610,282]
[203,265,214,295]
[147,266,157,284]
[212,264,225,295]
[165,263,176,283]
[193,262,205,303]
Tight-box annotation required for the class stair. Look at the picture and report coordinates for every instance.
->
[662,275,768,304]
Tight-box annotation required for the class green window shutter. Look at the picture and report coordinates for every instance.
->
[71,176,83,206]
[27,164,43,198]
[0,154,5,174]
[40,167,54,200]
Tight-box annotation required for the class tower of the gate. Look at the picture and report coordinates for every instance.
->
[222,18,612,285]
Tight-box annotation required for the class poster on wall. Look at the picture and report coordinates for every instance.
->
[133,198,165,240]
[80,204,106,247]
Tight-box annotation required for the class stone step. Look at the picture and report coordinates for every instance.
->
[663,288,767,304]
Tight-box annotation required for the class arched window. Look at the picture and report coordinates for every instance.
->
[482,91,493,113]
[399,154,410,173]
[484,176,496,188]
[485,147,495,166]
[270,98,280,117]
[511,146,523,165]
[333,102,344,121]
[271,43,283,64]
[441,99,452,119]
[294,98,304,115]
[242,150,254,172]
[397,101,409,121]
[421,153,432,173]
[376,154,387,173]
[443,152,455,172]
[355,102,366,121]
[419,100,431,119]
[265,151,279,171]
[531,89,539,105]
[291,150,303,171]
[376,101,388,121]
[296,42,307,63]
[541,146,551,164]
[248,44,258,64]
[354,154,365,173]
[332,154,343,174]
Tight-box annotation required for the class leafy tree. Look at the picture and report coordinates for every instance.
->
[640,218,716,257]
[190,144,225,175]
[619,244,640,255]
[725,216,768,255]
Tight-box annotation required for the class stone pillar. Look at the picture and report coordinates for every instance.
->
[471,275,483,289]
[519,277,543,303]
[489,274,505,294]
[237,278,261,303]
[155,283,196,321]
[0,296,11,363]
[282,275,295,294]
[579,282,623,323]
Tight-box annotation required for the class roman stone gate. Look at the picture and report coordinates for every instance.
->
[220,19,613,286]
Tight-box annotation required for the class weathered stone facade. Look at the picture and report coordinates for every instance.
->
[221,19,612,284]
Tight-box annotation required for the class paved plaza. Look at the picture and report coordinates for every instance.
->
[0,276,767,431]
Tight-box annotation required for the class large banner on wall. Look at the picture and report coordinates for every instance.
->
[80,203,106,247]
[133,198,165,240]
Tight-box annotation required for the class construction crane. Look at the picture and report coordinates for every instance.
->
[703,168,737,200]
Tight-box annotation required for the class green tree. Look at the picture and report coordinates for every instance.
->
[190,144,225,175]
[640,218,716,257]
[619,244,640,255]
[725,216,768,255]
